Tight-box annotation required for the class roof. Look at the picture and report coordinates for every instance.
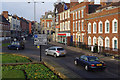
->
[0,15,10,23]
[96,2,120,10]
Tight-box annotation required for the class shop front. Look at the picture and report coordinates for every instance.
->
[58,33,70,45]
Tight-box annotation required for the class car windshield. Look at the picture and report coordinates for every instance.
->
[88,57,99,62]
[57,48,64,51]
[11,42,20,45]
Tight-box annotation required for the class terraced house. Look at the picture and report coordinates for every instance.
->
[56,0,120,54]
[86,1,120,54]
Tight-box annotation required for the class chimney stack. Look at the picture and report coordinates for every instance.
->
[2,11,8,19]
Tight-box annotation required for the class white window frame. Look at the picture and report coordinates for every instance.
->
[63,22,64,31]
[93,36,97,45]
[63,12,64,20]
[73,33,75,41]
[76,21,77,31]
[68,10,70,18]
[112,37,118,51]
[105,37,110,50]
[68,21,70,30]
[82,20,84,31]
[81,10,84,18]
[79,11,80,19]
[88,22,91,34]
[88,36,91,45]
[112,18,118,33]
[93,22,97,34]
[99,21,103,33]
[73,13,75,20]
[105,20,110,33]
[78,20,80,31]
[76,12,77,19]
[73,22,75,32]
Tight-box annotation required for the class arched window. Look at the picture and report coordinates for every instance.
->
[93,36,97,45]
[112,37,118,51]
[105,37,110,50]
[105,20,110,33]
[88,22,91,34]
[99,21,103,33]
[88,36,91,45]
[112,18,118,33]
[93,22,97,34]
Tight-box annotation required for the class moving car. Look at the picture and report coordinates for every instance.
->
[45,46,66,57]
[74,55,106,71]
[8,41,25,50]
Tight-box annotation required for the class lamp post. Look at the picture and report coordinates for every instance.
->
[28,1,44,34]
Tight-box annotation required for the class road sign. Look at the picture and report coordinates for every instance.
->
[34,34,47,45]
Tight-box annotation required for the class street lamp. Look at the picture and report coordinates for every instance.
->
[28,0,44,34]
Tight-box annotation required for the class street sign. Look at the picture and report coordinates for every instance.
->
[34,34,47,45]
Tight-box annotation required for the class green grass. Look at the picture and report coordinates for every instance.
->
[1,54,31,63]
[2,70,25,79]
[2,43,10,47]
[2,64,61,79]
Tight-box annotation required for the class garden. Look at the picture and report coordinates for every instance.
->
[1,53,62,79]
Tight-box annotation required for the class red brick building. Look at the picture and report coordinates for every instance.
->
[86,2,120,54]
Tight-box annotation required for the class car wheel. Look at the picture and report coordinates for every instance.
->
[85,65,89,71]
[54,53,57,58]
[45,52,48,56]
[17,48,19,50]
[74,60,78,65]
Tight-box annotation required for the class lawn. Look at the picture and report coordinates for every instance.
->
[2,64,61,79]
[2,70,25,79]
[2,43,10,47]
[1,54,31,63]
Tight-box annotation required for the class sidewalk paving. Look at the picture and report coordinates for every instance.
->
[49,41,120,64]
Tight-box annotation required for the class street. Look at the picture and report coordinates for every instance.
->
[2,37,120,80]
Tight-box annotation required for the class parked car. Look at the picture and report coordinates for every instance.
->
[45,46,66,57]
[74,55,106,71]
[8,41,25,50]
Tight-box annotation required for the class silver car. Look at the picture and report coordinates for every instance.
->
[45,46,66,57]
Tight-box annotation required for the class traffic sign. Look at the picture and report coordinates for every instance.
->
[34,34,47,45]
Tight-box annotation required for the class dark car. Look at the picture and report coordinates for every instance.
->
[8,41,25,50]
[74,55,106,71]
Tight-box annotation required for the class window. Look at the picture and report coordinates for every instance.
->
[68,21,70,30]
[105,20,110,33]
[63,22,64,31]
[65,22,67,30]
[68,10,70,18]
[76,12,77,19]
[88,23,91,34]
[112,37,118,51]
[105,37,110,50]
[73,34,75,41]
[82,20,84,31]
[63,13,64,20]
[73,13,74,20]
[93,22,97,33]
[88,36,91,45]
[82,34,84,42]
[112,18,118,33]
[65,11,67,19]
[73,22,75,32]
[79,21,80,31]
[47,22,49,28]
[76,21,77,31]
[81,10,84,18]
[79,11,80,19]
[93,37,97,45]
[99,21,103,33]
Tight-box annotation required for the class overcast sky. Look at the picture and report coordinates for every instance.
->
[0,0,101,22]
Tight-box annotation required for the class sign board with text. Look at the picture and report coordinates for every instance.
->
[34,34,47,45]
